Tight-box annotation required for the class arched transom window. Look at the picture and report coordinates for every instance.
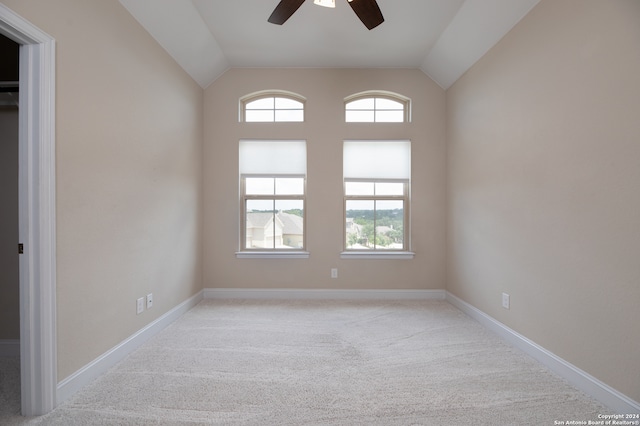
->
[345,91,411,123]
[241,91,305,122]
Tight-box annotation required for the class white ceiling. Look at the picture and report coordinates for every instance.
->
[119,0,540,89]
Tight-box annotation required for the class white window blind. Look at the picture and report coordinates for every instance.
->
[239,140,307,174]
[343,140,411,179]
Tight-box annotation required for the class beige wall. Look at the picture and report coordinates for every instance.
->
[203,68,446,290]
[0,106,19,340]
[3,0,637,409]
[1,0,204,380]
[446,0,640,402]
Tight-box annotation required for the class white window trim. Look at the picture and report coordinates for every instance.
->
[340,251,414,260]
[344,90,411,123]
[236,251,310,259]
[343,178,411,254]
[239,90,306,123]
[239,174,307,254]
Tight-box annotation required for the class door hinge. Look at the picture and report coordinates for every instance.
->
[18,243,24,254]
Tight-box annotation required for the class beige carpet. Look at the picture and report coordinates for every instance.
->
[2,299,609,425]
[0,356,21,419]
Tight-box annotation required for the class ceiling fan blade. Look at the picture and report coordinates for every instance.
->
[268,0,306,25]
[347,0,384,30]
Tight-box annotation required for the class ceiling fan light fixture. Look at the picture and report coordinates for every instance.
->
[268,0,383,30]
[313,0,335,8]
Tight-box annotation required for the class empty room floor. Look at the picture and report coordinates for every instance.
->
[2,299,608,425]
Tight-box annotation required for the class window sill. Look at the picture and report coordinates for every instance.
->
[340,251,415,260]
[236,251,310,259]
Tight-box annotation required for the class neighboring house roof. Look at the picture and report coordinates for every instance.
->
[246,211,302,234]
[277,212,303,236]
[246,212,283,230]
[376,226,394,235]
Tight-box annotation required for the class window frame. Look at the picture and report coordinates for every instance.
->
[240,90,306,123]
[240,174,307,255]
[342,139,414,259]
[344,91,411,123]
[343,178,411,254]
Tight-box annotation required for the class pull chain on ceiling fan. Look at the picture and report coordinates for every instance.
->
[268,0,384,30]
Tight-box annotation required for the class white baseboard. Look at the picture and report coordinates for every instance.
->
[0,339,20,357]
[204,288,446,300]
[57,291,204,405]
[445,292,640,414]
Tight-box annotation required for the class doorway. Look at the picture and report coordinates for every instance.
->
[0,4,57,416]
[0,32,20,415]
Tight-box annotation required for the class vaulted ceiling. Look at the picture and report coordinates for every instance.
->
[119,0,540,89]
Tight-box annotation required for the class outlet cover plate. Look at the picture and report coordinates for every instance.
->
[502,293,510,310]
[136,297,144,315]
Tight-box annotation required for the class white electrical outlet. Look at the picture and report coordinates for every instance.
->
[502,293,510,310]
[331,268,338,279]
[146,293,153,310]
[136,297,145,315]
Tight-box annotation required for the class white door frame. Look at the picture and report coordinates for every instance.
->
[0,4,57,416]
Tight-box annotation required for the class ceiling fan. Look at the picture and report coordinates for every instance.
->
[268,0,384,30]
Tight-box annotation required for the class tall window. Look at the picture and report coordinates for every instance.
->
[345,91,410,123]
[343,140,410,251]
[241,91,305,122]
[239,140,306,251]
